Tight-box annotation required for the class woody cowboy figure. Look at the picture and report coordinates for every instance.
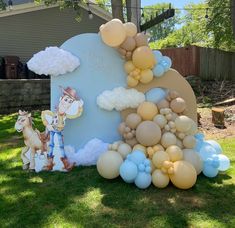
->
[41,86,83,171]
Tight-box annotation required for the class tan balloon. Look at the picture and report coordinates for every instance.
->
[133,144,147,155]
[125,137,138,147]
[153,144,164,152]
[169,160,197,189]
[139,69,154,84]
[183,149,203,175]
[152,151,170,168]
[168,90,180,99]
[176,138,183,149]
[127,76,139,87]
[183,135,196,149]
[124,22,137,37]
[132,46,156,70]
[185,120,198,135]
[136,121,161,146]
[175,116,192,132]
[100,19,126,47]
[161,132,177,148]
[120,36,136,51]
[134,33,148,47]
[124,61,136,74]
[157,99,170,109]
[152,169,170,188]
[97,151,123,179]
[153,114,167,128]
[137,102,158,120]
[117,143,132,159]
[125,113,142,129]
[166,145,183,162]
[118,122,126,135]
[150,160,156,173]
[170,98,186,113]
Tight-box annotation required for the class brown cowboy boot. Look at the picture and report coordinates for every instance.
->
[60,157,75,171]
[43,156,54,171]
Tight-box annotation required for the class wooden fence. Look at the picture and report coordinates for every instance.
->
[159,46,235,81]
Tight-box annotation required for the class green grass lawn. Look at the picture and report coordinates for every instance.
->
[0,113,235,228]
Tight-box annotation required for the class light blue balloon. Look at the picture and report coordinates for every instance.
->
[194,133,205,140]
[120,160,138,183]
[138,163,145,172]
[153,64,165,77]
[218,154,230,171]
[153,50,163,62]
[144,159,151,166]
[134,172,152,189]
[203,164,219,178]
[162,56,172,68]
[129,150,146,165]
[206,140,222,154]
[145,88,166,103]
[145,166,151,174]
[199,144,216,161]
[194,139,203,153]
[211,155,220,169]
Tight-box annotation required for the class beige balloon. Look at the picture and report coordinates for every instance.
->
[134,33,149,47]
[125,113,142,129]
[97,151,123,179]
[153,114,167,128]
[169,160,197,189]
[118,122,126,135]
[139,69,154,84]
[136,121,161,146]
[152,151,170,169]
[183,149,203,175]
[100,20,126,47]
[125,137,138,147]
[175,116,192,132]
[133,144,147,155]
[132,46,156,70]
[137,102,158,120]
[124,22,138,37]
[168,90,179,99]
[117,143,132,159]
[152,169,170,188]
[157,99,170,109]
[185,120,198,135]
[120,36,136,51]
[183,135,196,149]
[166,145,183,162]
[170,97,186,113]
[161,132,177,148]
[124,61,136,74]
[127,76,139,87]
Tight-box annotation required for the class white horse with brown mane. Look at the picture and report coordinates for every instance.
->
[15,110,49,171]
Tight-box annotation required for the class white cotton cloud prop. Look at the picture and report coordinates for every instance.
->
[27,47,80,76]
[97,87,145,111]
[65,138,109,166]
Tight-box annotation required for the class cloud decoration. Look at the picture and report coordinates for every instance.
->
[65,138,109,166]
[27,47,80,76]
[97,87,145,111]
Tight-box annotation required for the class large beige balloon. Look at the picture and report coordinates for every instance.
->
[152,151,170,169]
[117,143,132,159]
[125,113,142,129]
[100,19,126,47]
[169,160,197,189]
[166,145,183,162]
[170,97,186,113]
[132,46,156,70]
[124,22,137,37]
[134,33,148,47]
[183,149,203,175]
[153,114,167,128]
[152,169,170,188]
[183,135,196,149]
[139,69,154,84]
[136,121,161,146]
[161,132,177,148]
[97,151,123,179]
[120,36,136,51]
[137,102,158,120]
[175,116,192,132]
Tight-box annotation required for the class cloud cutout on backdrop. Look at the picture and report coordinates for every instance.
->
[97,87,145,111]
[27,47,80,76]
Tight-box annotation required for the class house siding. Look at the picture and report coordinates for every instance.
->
[0,6,106,62]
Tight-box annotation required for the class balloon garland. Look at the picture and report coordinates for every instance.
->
[97,19,230,190]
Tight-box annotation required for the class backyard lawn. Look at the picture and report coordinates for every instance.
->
[0,113,234,228]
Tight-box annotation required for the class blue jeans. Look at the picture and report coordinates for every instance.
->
[48,131,65,158]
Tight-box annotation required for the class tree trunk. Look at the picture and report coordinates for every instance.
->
[111,0,124,22]
[212,107,225,128]
[130,0,141,31]
[232,0,235,38]
[126,0,132,22]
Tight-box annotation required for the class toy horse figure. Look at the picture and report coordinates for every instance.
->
[15,110,49,171]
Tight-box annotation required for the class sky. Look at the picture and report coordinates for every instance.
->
[141,0,202,8]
